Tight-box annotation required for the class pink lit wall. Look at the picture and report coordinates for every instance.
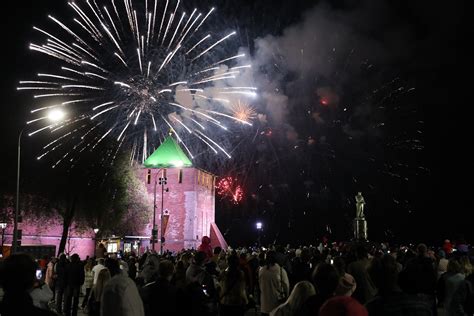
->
[3,216,95,259]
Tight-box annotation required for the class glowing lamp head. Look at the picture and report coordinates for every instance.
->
[256,222,263,230]
[47,109,66,122]
[93,228,99,234]
[0,222,7,229]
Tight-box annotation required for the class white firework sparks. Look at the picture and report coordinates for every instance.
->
[19,0,256,166]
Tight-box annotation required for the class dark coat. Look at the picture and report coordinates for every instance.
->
[65,261,85,288]
[140,278,183,316]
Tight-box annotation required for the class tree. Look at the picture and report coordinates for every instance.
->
[83,154,150,238]
[2,151,150,255]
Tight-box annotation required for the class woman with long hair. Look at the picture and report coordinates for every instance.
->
[219,254,248,316]
[88,268,111,316]
[259,251,290,316]
[460,256,472,276]
[81,258,94,309]
[270,281,316,316]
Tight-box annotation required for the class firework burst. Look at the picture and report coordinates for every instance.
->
[216,176,244,205]
[231,100,256,123]
[19,0,256,167]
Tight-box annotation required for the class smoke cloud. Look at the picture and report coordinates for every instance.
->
[238,1,415,141]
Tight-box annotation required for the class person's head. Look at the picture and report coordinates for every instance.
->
[180,252,192,265]
[438,249,446,259]
[265,250,277,268]
[417,243,428,257]
[332,257,346,276]
[300,248,311,263]
[158,260,175,280]
[0,254,37,295]
[355,245,368,260]
[201,236,210,245]
[104,258,121,277]
[214,247,222,255]
[447,258,462,274]
[227,254,239,270]
[286,281,316,310]
[319,296,368,316]
[97,258,105,265]
[59,253,67,263]
[205,261,219,275]
[312,263,339,297]
[368,254,399,295]
[335,273,357,297]
[276,245,285,254]
[194,251,207,266]
[85,258,94,270]
[460,256,473,276]
[70,253,80,263]
[295,248,302,257]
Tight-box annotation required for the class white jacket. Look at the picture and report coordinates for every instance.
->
[101,274,144,316]
[259,264,289,314]
[30,283,54,310]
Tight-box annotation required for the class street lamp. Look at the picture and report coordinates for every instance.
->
[256,222,263,247]
[0,222,7,256]
[93,228,99,257]
[12,109,67,254]
[47,109,66,122]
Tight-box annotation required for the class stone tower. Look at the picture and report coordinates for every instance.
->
[142,136,226,252]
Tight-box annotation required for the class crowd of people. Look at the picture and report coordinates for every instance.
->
[0,237,473,316]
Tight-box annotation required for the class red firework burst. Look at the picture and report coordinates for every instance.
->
[216,176,244,204]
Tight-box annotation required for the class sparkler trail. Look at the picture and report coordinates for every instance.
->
[19,0,256,167]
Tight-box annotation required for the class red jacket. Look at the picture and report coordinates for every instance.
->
[198,236,213,259]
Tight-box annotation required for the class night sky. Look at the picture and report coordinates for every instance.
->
[0,0,471,246]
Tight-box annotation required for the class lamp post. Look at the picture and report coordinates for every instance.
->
[0,222,7,256]
[151,169,168,253]
[12,109,67,254]
[159,173,168,255]
[93,228,99,257]
[12,128,23,254]
[256,222,263,247]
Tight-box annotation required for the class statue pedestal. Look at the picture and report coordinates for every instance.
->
[353,218,368,241]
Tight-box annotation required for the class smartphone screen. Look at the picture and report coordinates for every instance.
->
[36,269,43,280]
[202,285,209,296]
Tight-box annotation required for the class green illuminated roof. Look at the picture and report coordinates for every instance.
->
[143,136,192,168]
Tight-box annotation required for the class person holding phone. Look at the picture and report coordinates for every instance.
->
[30,277,54,311]
[0,254,56,316]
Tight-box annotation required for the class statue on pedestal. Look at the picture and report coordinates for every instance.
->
[355,192,365,218]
